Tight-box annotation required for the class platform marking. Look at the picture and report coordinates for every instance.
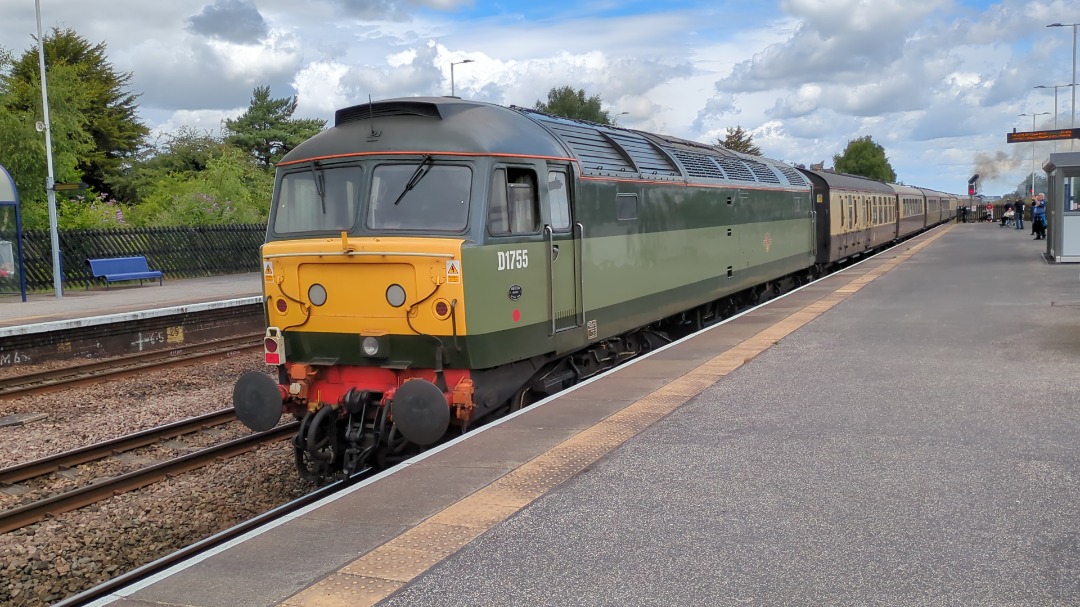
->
[278,227,950,607]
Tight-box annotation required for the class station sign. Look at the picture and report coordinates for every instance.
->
[1006,128,1078,143]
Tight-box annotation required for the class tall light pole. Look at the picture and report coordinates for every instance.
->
[35,0,63,298]
[1047,22,1079,151]
[449,59,473,97]
[1034,83,1076,151]
[1020,112,1051,199]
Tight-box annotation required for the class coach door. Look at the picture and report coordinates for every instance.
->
[544,167,582,342]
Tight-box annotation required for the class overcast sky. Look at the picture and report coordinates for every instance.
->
[3,0,1079,195]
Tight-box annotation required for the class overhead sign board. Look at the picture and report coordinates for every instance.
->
[1007,128,1078,143]
[53,182,88,191]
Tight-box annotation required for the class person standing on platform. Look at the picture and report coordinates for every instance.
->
[1014,198,1024,231]
[1032,193,1047,240]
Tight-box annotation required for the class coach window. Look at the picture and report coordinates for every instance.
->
[489,167,540,235]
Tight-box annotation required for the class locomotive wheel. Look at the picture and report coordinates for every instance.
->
[374,424,415,470]
[510,385,539,413]
[294,406,342,484]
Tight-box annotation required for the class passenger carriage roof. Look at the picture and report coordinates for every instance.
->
[797,168,895,195]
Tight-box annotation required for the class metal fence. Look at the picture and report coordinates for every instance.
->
[0,224,267,291]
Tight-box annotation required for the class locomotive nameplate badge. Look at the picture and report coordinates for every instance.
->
[508,284,522,300]
[446,260,461,285]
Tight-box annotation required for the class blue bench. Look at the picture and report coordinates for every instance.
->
[87,256,164,289]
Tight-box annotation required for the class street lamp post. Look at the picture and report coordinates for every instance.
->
[1047,22,1079,151]
[35,0,62,298]
[1034,83,1076,151]
[449,59,473,97]
[1019,112,1052,199]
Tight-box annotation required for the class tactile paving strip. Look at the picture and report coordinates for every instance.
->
[279,226,950,607]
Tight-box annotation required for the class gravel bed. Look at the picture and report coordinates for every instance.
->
[0,422,254,512]
[0,353,268,466]
[0,442,308,606]
[0,352,313,606]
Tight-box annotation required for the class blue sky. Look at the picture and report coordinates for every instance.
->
[2,0,1078,195]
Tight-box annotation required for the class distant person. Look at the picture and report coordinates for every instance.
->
[1014,199,1024,231]
[1000,203,1013,227]
[1032,193,1047,240]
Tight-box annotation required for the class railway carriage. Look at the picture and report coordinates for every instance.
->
[920,188,957,224]
[893,183,928,238]
[234,97,815,481]
[797,168,898,265]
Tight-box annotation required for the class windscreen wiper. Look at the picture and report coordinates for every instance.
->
[310,160,326,213]
[393,155,433,206]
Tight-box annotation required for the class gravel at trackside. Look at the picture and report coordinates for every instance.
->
[0,354,313,607]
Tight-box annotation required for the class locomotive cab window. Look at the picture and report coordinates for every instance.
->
[367,162,471,232]
[273,165,363,234]
[547,170,571,231]
[489,168,540,235]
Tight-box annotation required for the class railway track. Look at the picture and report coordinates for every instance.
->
[0,333,261,399]
[0,409,238,485]
[0,421,298,535]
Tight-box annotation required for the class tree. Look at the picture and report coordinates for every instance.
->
[6,28,147,196]
[128,146,273,226]
[832,135,896,182]
[534,86,612,124]
[718,125,761,156]
[0,58,95,229]
[109,127,228,204]
[224,86,326,168]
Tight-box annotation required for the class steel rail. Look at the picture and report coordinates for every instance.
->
[0,409,238,485]
[0,422,298,535]
[51,471,363,607]
[0,333,261,399]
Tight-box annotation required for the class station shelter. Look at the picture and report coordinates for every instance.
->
[0,163,27,302]
[1042,152,1080,263]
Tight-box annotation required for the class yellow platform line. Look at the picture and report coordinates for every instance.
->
[279,227,949,607]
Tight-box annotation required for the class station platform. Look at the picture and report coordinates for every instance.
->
[88,222,1080,606]
[0,272,262,331]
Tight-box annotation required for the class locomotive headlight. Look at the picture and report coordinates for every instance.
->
[308,283,327,306]
[386,284,406,308]
[362,336,380,356]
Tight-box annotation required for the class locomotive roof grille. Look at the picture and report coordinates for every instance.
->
[713,156,756,182]
[744,159,782,184]
[603,131,678,175]
[669,149,726,180]
[778,165,808,187]
[516,108,680,177]
[543,122,636,173]
[335,101,443,126]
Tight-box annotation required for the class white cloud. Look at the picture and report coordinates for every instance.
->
[2,0,1076,195]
